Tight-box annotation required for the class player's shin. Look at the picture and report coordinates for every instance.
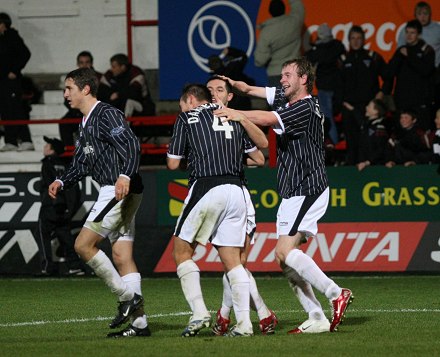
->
[227,264,253,334]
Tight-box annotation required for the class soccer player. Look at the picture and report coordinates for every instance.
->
[215,58,353,334]
[167,83,266,337]
[48,68,150,338]
[206,76,278,335]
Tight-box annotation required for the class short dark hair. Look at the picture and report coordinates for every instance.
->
[110,53,130,66]
[282,57,315,94]
[400,109,417,121]
[77,51,93,63]
[371,99,387,118]
[206,75,233,94]
[269,0,285,17]
[0,12,12,28]
[348,25,365,40]
[406,19,423,34]
[181,84,211,103]
[65,68,99,97]
[415,1,431,16]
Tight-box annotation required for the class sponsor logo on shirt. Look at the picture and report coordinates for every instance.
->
[83,143,95,155]
[111,126,125,136]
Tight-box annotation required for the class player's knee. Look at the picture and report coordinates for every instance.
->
[74,238,87,258]
[172,235,193,266]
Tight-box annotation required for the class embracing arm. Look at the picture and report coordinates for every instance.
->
[239,116,268,149]
[246,149,265,167]
[217,75,267,98]
[215,107,278,127]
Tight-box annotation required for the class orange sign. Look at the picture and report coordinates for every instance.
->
[257,0,440,61]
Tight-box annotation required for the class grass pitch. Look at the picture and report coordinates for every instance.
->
[0,275,439,356]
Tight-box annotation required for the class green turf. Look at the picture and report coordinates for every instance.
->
[0,275,439,356]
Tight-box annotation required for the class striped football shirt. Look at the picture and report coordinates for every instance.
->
[60,101,142,190]
[268,90,328,198]
[167,103,256,187]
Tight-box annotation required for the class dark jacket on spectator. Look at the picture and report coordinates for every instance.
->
[383,40,435,111]
[358,117,389,165]
[339,48,387,106]
[386,124,431,164]
[0,27,31,79]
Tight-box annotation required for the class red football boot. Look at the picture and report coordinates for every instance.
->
[330,288,353,332]
[212,309,230,336]
[259,310,278,335]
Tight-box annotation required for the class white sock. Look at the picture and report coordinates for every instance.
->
[177,260,209,320]
[122,272,148,329]
[283,266,326,321]
[227,265,252,333]
[220,273,232,319]
[86,250,132,301]
[325,282,343,300]
[285,249,341,300]
[247,269,270,320]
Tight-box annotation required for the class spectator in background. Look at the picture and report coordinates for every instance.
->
[305,23,345,144]
[0,12,34,152]
[60,51,102,146]
[385,110,432,167]
[398,2,440,63]
[99,54,156,139]
[35,136,84,276]
[356,99,389,171]
[384,20,435,131]
[208,47,255,110]
[429,108,440,172]
[254,0,305,87]
[397,1,440,111]
[339,25,387,165]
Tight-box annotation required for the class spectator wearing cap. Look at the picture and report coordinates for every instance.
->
[35,136,85,276]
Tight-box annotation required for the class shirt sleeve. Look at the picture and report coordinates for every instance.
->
[167,114,187,159]
[101,108,141,177]
[242,131,257,154]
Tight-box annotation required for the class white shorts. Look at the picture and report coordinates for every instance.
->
[276,187,329,239]
[175,183,247,247]
[84,185,143,244]
[243,186,256,240]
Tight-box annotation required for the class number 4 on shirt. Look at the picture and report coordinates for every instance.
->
[212,115,234,139]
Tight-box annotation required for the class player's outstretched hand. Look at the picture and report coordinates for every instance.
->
[214,107,244,122]
[216,75,235,87]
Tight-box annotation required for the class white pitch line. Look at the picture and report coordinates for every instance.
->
[1,308,440,328]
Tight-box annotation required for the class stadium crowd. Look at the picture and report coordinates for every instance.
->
[1,1,439,169]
